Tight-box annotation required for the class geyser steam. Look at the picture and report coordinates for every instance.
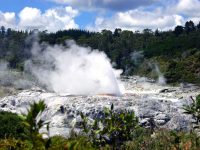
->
[154,64,166,85]
[25,40,123,96]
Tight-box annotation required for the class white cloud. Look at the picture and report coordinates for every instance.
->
[176,0,200,17]
[0,11,16,28]
[87,8,185,31]
[18,7,43,30]
[18,6,79,32]
[0,6,79,32]
[50,0,157,11]
[87,0,200,31]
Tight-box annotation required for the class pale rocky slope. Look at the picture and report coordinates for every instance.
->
[0,76,199,137]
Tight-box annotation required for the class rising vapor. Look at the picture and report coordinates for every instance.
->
[25,39,124,96]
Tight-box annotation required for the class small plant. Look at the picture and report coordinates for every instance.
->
[183,95,200,129]
[0,138,30,150]
[80,104,139,148]
[46,135,95,150]
[23,100,50,150]
[124,129,200,150]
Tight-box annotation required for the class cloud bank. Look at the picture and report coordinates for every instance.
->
[87,0,200,31]
[50,0,157,11]
[87,9,184,31]
[0,11,16,28]
[0,6,79,32]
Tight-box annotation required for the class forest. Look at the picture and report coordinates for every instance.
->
[0,20,200,85]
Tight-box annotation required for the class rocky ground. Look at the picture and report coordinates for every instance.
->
[0,76,200,137]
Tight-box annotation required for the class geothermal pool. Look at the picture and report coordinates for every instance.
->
[0,76,199,137]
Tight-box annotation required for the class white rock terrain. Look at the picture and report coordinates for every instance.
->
[0,76,200,137]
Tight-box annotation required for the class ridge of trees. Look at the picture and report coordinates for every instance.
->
[0,20,200,84]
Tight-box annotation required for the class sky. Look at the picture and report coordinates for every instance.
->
[0,0,200,32]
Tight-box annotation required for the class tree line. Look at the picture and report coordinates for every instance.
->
[0,20,200,84]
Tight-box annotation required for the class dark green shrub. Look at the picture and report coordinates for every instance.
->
[124,129,200,150]
[0,111,25,139]
[46,135,96,150]
[80,104,139,148]
[0,138,31,150]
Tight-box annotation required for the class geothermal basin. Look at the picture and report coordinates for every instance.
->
[0,76,200,137]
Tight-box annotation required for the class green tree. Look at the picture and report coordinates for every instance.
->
[113,28,122,37]
[0,26,6,36]
[174,25,184,36]
[155,29,160,37]
[197,21,200,30]
[185,20,195,33]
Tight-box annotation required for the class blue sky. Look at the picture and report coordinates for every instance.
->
[0,0,200,32]
[0,0,56,12]
[0,0,99,28]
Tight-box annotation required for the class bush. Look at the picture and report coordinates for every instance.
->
[0,111,25,139]
[0,138,31,150]
[124,129,200,150]
[37,135,96,150]
[80,104,139,149]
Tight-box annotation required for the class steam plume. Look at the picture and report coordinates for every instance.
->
[0,61,34,89]
[154,64,166,85]
[25,40,124,96]
[131,51,144,65]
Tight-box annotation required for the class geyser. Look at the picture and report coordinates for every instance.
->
[154,64,166,85]
[25,40,124,96]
